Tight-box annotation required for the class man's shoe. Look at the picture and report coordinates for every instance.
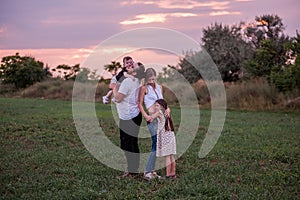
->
[117,172,132,179]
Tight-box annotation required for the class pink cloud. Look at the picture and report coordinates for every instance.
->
[0,26,6,33]
[209,11,241,16]
[121,0,230,10]
[120,13,197,25]
[0,25,8,39]
[234,0,254,2]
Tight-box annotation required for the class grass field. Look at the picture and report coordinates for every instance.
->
[1,98,299,199]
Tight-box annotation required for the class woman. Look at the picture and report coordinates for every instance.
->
[138,68,169,180]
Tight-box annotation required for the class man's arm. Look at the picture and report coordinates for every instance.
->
[113,84,125,103]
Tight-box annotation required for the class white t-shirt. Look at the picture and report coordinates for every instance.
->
[110,76,117,84]
[115,77,140,120]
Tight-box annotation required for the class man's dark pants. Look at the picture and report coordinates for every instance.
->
[119,112,142,173]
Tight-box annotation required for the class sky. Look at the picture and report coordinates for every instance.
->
[0,0,299,76]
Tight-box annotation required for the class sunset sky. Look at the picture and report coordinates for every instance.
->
[0,0,299,75]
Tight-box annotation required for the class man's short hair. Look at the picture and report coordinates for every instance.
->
[123,56,132,64]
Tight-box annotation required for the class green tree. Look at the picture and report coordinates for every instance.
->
[104,61,122,76]
[201,23,254,81]
[76,68,90,82]
[157,66,178,83]
[245,36,290,77]
[53,64,80,80]
[244,14,286,48]
[163,50,221,84]
[245,14,290,79]
[270,32,300,91]
[174,51,202,84]
[0,53,46,88]
[88,69,100,81]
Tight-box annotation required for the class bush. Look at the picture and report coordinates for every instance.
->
[270,64,300,92]
[0,82,19,97]
[226,78,284,110]
[161,84,178,105]
[95,82,110,102]
[1,77,299,111]
[20,79,110,102]
[192,80,210,105]
[21,79,74,100]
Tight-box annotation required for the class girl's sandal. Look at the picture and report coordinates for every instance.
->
[166,175,177,179]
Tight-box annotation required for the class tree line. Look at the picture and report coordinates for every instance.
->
[161,14,299,92]
[1,14,299,92]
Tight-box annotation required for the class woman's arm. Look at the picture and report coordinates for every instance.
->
[138,86,152,122]
[150,111,161,120]
[160,85,171,118]
[150,110,164,124]
[165,107,171,118]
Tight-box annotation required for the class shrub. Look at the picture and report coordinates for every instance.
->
[0,82,19,97]
[226,78,282,110]
[21,79,73,100]
[95,82,110,102]
[2,77,299,111]
[192,80,211,106]
[270,64,300,92]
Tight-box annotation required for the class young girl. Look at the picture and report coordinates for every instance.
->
[150,99,176,179]
[102,56,135,104]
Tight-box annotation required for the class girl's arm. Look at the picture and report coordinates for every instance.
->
[160,85,171,118]
[138,86,151,122]
[150,111,161,121]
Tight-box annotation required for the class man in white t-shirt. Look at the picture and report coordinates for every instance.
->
[113,58,145,177]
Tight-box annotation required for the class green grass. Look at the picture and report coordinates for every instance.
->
[1,98,299,199]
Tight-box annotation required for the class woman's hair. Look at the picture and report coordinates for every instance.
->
[156,99,174,131]
[145,68,156,82]
[134,62,145,79]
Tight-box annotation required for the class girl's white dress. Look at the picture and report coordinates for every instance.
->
[156,110,176,157]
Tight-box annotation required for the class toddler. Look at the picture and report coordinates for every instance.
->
[103,56,135,104]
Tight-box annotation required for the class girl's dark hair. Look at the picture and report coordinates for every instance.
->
[156,99,174,131]
[134,62,145,79]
